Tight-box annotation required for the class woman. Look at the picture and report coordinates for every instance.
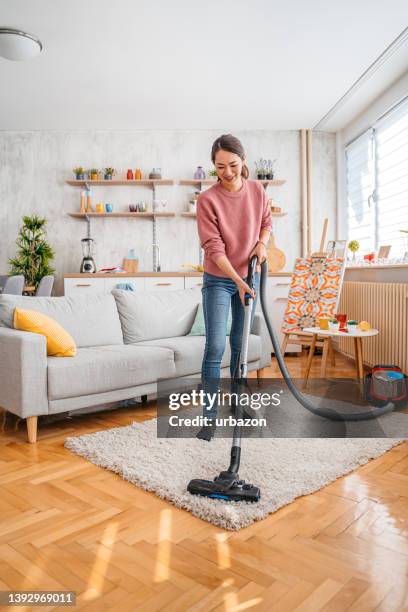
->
[196,134,272,440]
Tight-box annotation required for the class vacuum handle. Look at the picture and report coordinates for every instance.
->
[247,255,258,291]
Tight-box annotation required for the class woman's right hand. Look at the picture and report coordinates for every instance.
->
[237,280,256,306]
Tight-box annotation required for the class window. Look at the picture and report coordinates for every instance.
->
[345,97,408,258]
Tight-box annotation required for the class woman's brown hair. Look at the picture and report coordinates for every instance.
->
[211,134,249,179]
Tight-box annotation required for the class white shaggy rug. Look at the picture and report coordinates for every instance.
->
[64,419,402,530]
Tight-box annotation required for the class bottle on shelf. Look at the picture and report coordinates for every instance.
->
[123,248,139,273]
[80,190,86,213]
[86,189,93,213]
[135,168,142,180]
[194,166,206,179]
[127,169,134,180]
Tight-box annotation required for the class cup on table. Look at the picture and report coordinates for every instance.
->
[328,320,340,332]
[318,318,329,330]
[105,203,113,213]
[335,313,347,330]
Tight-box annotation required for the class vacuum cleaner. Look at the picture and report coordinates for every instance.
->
[187,256,398,503]
[187,256,261,502]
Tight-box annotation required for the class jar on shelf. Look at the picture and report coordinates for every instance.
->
[149,168,162,179]
[194,166,206,180]
[127,169,134,180]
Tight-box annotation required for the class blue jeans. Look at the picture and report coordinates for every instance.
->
[201,272,260,418]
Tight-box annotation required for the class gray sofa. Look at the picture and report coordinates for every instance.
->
[0,287,271,443]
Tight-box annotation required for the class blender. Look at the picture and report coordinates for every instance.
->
[80,238,97,273]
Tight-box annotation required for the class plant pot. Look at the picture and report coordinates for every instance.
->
[257,173,265,180]
[104,174,113,180]
[90,173,98,181]
[266,173,274,180]
[76,173,85,180]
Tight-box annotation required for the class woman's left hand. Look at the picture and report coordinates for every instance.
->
[249,241,267,272]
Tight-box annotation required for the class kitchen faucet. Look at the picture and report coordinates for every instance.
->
[152,243,161,272]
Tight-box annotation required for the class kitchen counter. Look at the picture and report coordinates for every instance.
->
[64,271,293,278]
[344,264,408,283]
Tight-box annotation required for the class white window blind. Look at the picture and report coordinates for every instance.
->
[345,129,375,253]
[345,96,408,258]
[376,98,408,257]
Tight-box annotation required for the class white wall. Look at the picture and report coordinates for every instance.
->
[0,129,336,295]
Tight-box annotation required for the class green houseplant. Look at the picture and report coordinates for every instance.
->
[348,239,360,261]
[73,166,85,180]
[9,215,55,289]
[104,167,115,180]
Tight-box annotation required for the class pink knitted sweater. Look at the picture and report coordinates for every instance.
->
[196,178,272,277]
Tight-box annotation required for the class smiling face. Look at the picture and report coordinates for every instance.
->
[214,149,245,191]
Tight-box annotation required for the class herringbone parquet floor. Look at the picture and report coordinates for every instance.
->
[1,353,407,611]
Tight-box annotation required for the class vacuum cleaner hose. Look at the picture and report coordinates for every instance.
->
[258,258,394,421]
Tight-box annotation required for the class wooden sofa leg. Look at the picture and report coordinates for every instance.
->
[26,416,38,444]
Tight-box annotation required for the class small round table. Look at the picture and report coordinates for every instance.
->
[302,327,379,386]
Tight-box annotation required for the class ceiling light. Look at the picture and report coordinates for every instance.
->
[0,28,43,61]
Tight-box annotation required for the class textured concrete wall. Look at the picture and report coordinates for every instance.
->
[0,130,336,295]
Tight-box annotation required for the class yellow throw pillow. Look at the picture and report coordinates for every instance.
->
[13,308,77,357]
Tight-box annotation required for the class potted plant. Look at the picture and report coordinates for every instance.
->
[89,168,99,180]
[266,158,276,180]
[348,239,360,262]
[104,168,115,180]
[255,159,265,180]
[73,166,86,180]
[347,319,358,334]
[9,215,55,290]
[207,168,218,180]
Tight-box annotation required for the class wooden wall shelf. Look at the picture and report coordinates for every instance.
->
[68,212,175,219]
[179,179,217,186]
[66,179,175,187]
[179,179,286,186]
[181,211,287,218]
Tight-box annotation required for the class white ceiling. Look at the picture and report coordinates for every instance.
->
[0,0,407,131]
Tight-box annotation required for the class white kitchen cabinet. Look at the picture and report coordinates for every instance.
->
[184,277,204,289]
[64,278,103,295]
[64,277,144,296]
[144,277,184,292]
[104,277,145,294]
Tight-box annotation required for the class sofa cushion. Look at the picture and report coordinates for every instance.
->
[112,288,201,343]
[136,334,261,377]
[47,344,176,400]
[0,293,123,348]
[14,308,77,357]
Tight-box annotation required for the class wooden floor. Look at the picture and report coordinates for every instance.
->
[1,352,407,611]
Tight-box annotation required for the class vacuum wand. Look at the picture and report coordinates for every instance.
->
[187,256,261,502]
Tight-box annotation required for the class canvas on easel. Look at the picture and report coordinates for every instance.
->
[280,256,346,354]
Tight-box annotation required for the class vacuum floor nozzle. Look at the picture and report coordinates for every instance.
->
[187,471,261,502]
